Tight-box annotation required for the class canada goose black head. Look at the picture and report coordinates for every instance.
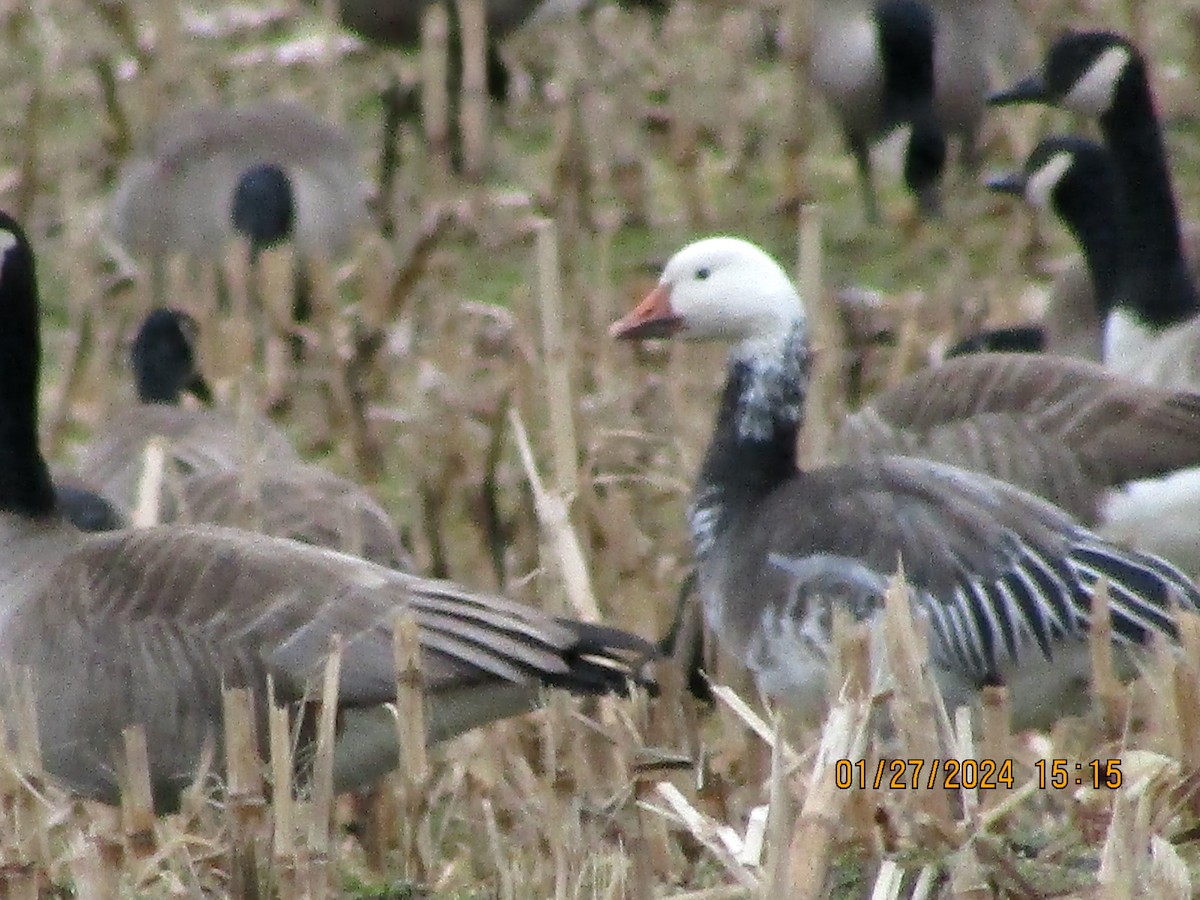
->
[130,308,214,406]
[988,137,1124,314]
[989,31,1141,121]
[987,136,1114,211]
[231,163,295,254]
[0,213,57,520]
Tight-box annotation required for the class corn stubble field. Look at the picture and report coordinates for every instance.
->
[7,0,1200,896]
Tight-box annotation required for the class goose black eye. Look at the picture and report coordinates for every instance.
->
[696,267,711,281]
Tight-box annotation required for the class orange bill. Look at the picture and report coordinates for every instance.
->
[610,283,683,339]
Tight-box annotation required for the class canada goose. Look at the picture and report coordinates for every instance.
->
[0,211,652,811]
[812,0,1021,222]
[612,236,1200,728]
[75,308,299,509]
[76,308,411,569]
[811,0,946,222]
[109,103,368,262]
[988,135,1200,389]
[990,31,1200,377]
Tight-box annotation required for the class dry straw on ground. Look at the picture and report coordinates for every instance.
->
[3,0,1200,896]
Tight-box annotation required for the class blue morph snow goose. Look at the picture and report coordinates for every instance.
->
[612,236,1200,728]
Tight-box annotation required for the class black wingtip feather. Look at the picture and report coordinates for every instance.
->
[549,619,661,697]
[1070,543,1200,645]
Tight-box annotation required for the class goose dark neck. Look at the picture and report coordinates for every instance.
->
[0,224,57,518]
[134,368,183,405]
[130,310,211,406]
[1100,59,1200,328]
[877,0,936,113]
[1057,175,1125,317]
[695,325,809,505]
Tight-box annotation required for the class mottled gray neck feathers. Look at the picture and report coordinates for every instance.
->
[732,323,810,442]
[690,322,810,557]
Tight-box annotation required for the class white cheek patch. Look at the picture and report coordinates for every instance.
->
[1024,151,1073,210]
[1064,45,1130,115]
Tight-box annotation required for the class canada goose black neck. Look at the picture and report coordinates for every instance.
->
[877,0,936,113]
[996,32,1200,330]
[870,0,948,215]
[0,214,60,518]
[130,308,213,405]
[1097,50,1198,328]
[231,163,295,255]
[1036,139,1126,318]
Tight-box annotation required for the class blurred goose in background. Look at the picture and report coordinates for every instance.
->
[990,30,1200,376]
[812,0,945,221]
[108,103,368,350]
[75,308,412,569]
[75,307,297,509]
[812,0,1024,222]
[612,236,1200,728]
[110,103,367,262]
[0,211,652,812]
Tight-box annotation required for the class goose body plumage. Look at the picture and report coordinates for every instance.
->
[837,351,1200,524]
[613,236,1200,728]
[0,212,651,811]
